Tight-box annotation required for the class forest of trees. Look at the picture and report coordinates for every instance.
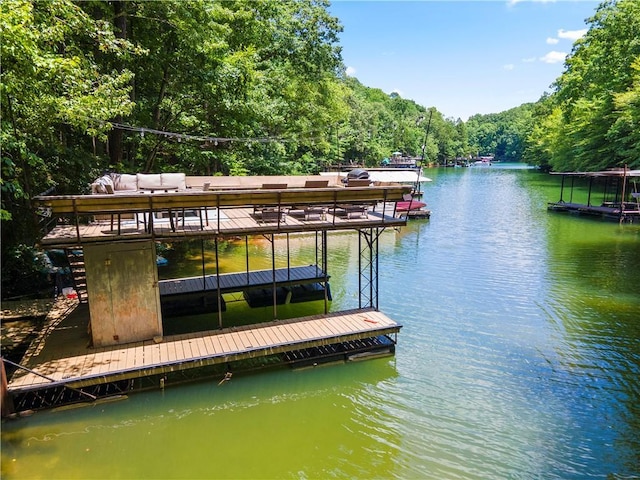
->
[1,0,638,297]
[523,0,640,172]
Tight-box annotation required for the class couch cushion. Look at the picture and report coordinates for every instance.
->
[137,173,163,190]
[161,173,186,190]
[113,173,138,191]
[91,174,114,194]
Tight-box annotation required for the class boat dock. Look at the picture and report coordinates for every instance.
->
[34,186,409,247]
[547,201,640,221]
[159,265,327,297]
[8,306,400,411]
[548,168,640,223]
[2,176,411,414]
[159,265,331,315]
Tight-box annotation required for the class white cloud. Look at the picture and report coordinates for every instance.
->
[558,28,587,41]
[345,66,356,77]
[522,57,537,63]
[540,51,567,64]
[507,0,556,6]
[546,37,559,45]
[503,64,515,71]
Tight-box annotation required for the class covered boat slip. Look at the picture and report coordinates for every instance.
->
[548,168,640,222]
[34,185,411,247]
[7,306,401,393]
[160,265,329,307]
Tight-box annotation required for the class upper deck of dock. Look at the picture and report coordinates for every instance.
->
[34,183,412,247]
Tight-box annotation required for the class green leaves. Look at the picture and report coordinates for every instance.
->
[1,0,138,261]
[526,0,640,171]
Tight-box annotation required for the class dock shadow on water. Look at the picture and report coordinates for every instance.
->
[3,165,640,479]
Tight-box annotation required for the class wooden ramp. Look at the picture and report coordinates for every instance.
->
[8,308,401,394]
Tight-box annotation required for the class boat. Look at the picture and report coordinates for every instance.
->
[395,198,427,212]
[395,197,430,218]
[380,152,420,168]
[472,156,494,166]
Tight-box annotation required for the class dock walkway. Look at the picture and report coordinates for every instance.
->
[8,306,400,393]
[548,201,640,221]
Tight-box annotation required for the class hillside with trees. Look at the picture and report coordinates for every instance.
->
[466,104,534,163]
[523,0,640,171]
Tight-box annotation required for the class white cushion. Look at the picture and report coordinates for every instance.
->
[113,174,138,191]
[92,174,114,194]
[137,173,163,190]
[161,173,186,190]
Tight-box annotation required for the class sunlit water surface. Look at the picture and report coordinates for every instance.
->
[2,165,639,479]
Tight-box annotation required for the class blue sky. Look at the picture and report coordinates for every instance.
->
[329,0,600,120]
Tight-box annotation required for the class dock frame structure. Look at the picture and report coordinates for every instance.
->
[547,168,640,223]
[3,179,411,413]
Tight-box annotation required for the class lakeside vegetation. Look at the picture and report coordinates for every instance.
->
[1,0,638,298]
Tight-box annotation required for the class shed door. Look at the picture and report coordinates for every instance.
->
[85,241,162,347]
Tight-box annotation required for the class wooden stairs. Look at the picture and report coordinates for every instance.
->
[64,249,88,303]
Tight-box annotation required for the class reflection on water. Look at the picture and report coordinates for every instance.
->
[2,165,639,479]
[2,360,400,480]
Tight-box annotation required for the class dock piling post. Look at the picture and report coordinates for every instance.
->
[1,358,15,418]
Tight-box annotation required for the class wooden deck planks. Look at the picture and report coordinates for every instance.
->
[295,321,322,341]
[39,202,407,247]
[8,309,401,393]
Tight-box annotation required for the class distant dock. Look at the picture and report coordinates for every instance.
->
[548,168,640,223]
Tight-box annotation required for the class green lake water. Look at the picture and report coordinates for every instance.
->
[2,164,639,479]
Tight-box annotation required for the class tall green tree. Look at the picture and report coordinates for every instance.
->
[525,0,640,171]
[77,0,346,176]
[1,0,137,296]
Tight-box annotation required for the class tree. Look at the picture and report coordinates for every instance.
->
[525,0,640,171]
[1,0,137,297]
[466,104,533,162]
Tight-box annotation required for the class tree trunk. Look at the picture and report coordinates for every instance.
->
[108,0,128,166]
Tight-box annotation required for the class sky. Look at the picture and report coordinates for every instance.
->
[329,0,600,120]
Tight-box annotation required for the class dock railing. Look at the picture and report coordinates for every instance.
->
[33,185,411,245]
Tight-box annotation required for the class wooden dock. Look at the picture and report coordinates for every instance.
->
[8,306,401,394]
[548,169,640,223]
[405,209,431,219]
[2,182,409,414]
[34,187,410,247]
[548,201,640,222]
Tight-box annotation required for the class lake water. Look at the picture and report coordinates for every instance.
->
[2,165,639,479]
